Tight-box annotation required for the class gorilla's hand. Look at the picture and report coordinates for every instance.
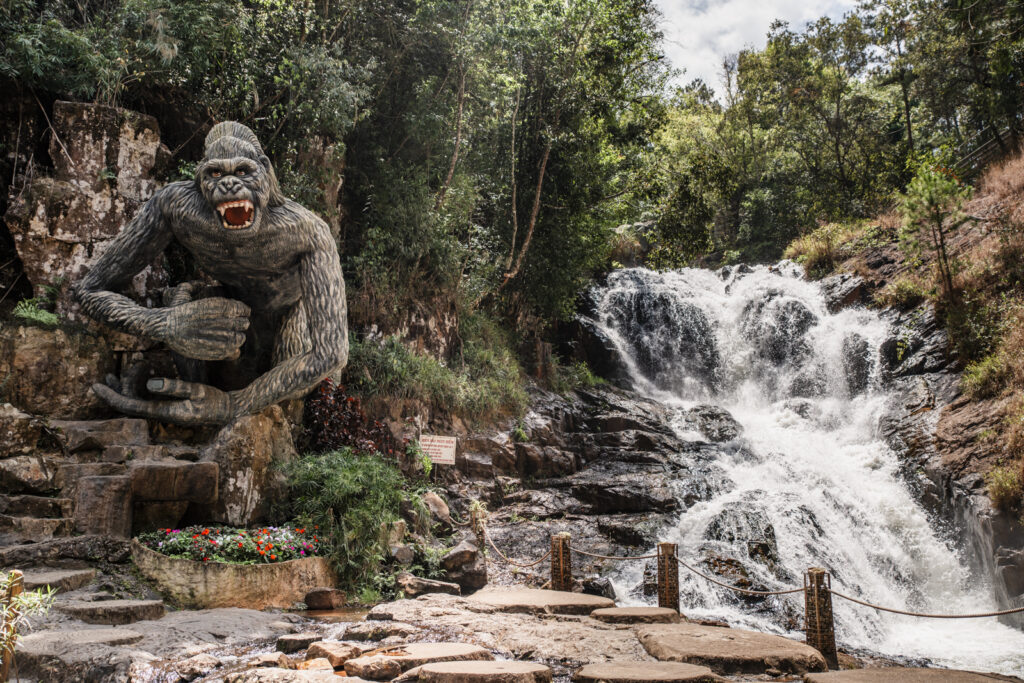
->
[158,297,250,361]
[92,378,237,425]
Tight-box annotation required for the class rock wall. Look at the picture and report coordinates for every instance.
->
[4,100,170,319]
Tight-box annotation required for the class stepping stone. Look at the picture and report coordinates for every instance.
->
[349,642,493,673]
[17,628,144,655]
[22,567,95,593]
[469,587,615,615]
[276,632,321,653]
[591,607,681,624]
[636,623,826,675]
[417,661,552,682]
[805,669,1023,683]
[574,662,725,682]
[56,598,165,625]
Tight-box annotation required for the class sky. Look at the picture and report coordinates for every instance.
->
[653,0,859,92]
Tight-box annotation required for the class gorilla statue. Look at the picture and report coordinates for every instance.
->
[74,122,348,425]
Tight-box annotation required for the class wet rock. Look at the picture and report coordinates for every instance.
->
[703,504,779,567]
[683,405,742,442]
[174,653,221,680]
[515,442,578,477]
[0,325,116,419]
[445,552,488,593]
[396,572,461,597]
[843,333,872,395]
[14,628,147,682]
[345,654,402,679]
[75,474,132,538]
[819,273,867,313]
[304,587,346,610]
[742,292,817,367]
[469,587,613,615]
[0,403,43,456]
[879,306,952,378]
[277,632,322,653]
[788,367,828,398]
[225,669,337,682]
[567,316,633,388]
[195,405,296,525]
[344,620,421,641]
[253,652,291,668]
[306,641,361,667]
[590,607,680,624]
[581,576,616,600]
[442,539,478,570]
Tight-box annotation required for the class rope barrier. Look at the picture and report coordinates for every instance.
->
[829,589,1024,619]
[570,547,659,561]
[676,557,805,597]
[481,524,553,569]
[475,517,1024,620]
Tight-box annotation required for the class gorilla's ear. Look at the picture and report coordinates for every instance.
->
[260,154,287,207]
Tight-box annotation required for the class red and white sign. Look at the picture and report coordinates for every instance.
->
[420,435,457,465]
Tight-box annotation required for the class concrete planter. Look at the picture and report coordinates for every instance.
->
[131,539,335,609]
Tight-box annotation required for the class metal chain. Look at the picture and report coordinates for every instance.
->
[482,524,553,569]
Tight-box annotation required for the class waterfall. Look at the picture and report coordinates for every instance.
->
[591,264,1024,675]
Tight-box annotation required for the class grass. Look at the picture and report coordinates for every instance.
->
[784,220,873,279]
[987,464,1023,512]
[872,275,931,310]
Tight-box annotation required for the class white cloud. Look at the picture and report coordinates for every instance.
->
[654,0,859,93]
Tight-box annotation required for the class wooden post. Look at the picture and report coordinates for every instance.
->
[1,570,24,682]
[804,567,838,669]
[470,507,485,551]
[550,533,572,592]
[657,542,680,612]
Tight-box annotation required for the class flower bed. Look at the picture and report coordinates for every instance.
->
[132,525,335,610]
[137,525,325,564]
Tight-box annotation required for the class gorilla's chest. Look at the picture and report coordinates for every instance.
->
[173,217,306,311]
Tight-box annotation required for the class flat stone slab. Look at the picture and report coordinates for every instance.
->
[22,567,95,593]
[17,628,144,655]
[805,669,1024,683]
[469,587,615,615]
[56,598,165,625]
[366,642,493,672]
[574,662,725,682]
[418,661,553,683]
[636,624,827,675]
[590,607,680,624]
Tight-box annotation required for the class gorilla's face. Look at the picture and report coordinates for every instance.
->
[197,140,274,232]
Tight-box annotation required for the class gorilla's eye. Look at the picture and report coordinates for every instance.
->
[211,171,222,179]
[236,169,247,176]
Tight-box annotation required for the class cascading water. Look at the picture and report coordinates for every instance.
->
[592,264,1024,675]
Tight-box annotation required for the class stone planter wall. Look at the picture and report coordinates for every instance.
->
[131,540,335,610]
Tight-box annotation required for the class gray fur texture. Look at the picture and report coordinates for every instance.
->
[74,122,348,425]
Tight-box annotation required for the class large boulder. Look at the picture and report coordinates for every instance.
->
[682,405,742,443]
[0,403,43,456]
[192,405,296,525]
[741,291,817,367]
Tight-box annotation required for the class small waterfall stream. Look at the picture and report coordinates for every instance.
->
[591,264,1024,675]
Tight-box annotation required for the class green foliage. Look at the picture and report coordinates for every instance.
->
[0,571,53,657]
[900,164,973,306]
[282,449,406,588]
[549,358,605,394]
[407,439,431,479]
[346,313,528,422]
[873,276,930,310]
[12,298,59,327]
[987,464,1023,512]
[784,221,868,279]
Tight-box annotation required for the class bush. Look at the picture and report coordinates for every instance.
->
[873,276,930,309]
[282,449,407,588]
[549,358,604,394]
[987,464,1023,511]
[784,221,866,279]
[301,379,400,456]
[136,525,325,564]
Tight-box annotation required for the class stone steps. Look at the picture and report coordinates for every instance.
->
[0,513,73,544]
[0,494,73,518]
[574,662,724,683]
[20,567,96,593]
[55,598,165,625]
[416,661,552,683]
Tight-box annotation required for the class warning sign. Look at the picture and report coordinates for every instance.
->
[420,435,457,465]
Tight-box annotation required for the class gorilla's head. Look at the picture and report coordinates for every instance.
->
[197,122,285,231]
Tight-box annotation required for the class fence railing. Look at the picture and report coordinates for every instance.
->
[469,514,1024,670]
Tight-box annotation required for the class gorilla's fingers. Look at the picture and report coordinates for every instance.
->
[146,378,206,399]
[92,383,168,420]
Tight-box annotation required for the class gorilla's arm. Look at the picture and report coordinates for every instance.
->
[231,228,349,415]
[74,186,250,361]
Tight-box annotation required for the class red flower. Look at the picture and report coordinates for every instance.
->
[259,550,265,555]
[238,543,243,548]
[270,554,276,560]
[202,528,210,535]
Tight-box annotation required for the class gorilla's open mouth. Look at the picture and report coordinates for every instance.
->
[216,200,255,229]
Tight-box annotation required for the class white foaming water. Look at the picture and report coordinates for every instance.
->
[591,264,1024,675]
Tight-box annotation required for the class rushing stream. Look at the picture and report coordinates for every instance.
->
[591,264,1024,675]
